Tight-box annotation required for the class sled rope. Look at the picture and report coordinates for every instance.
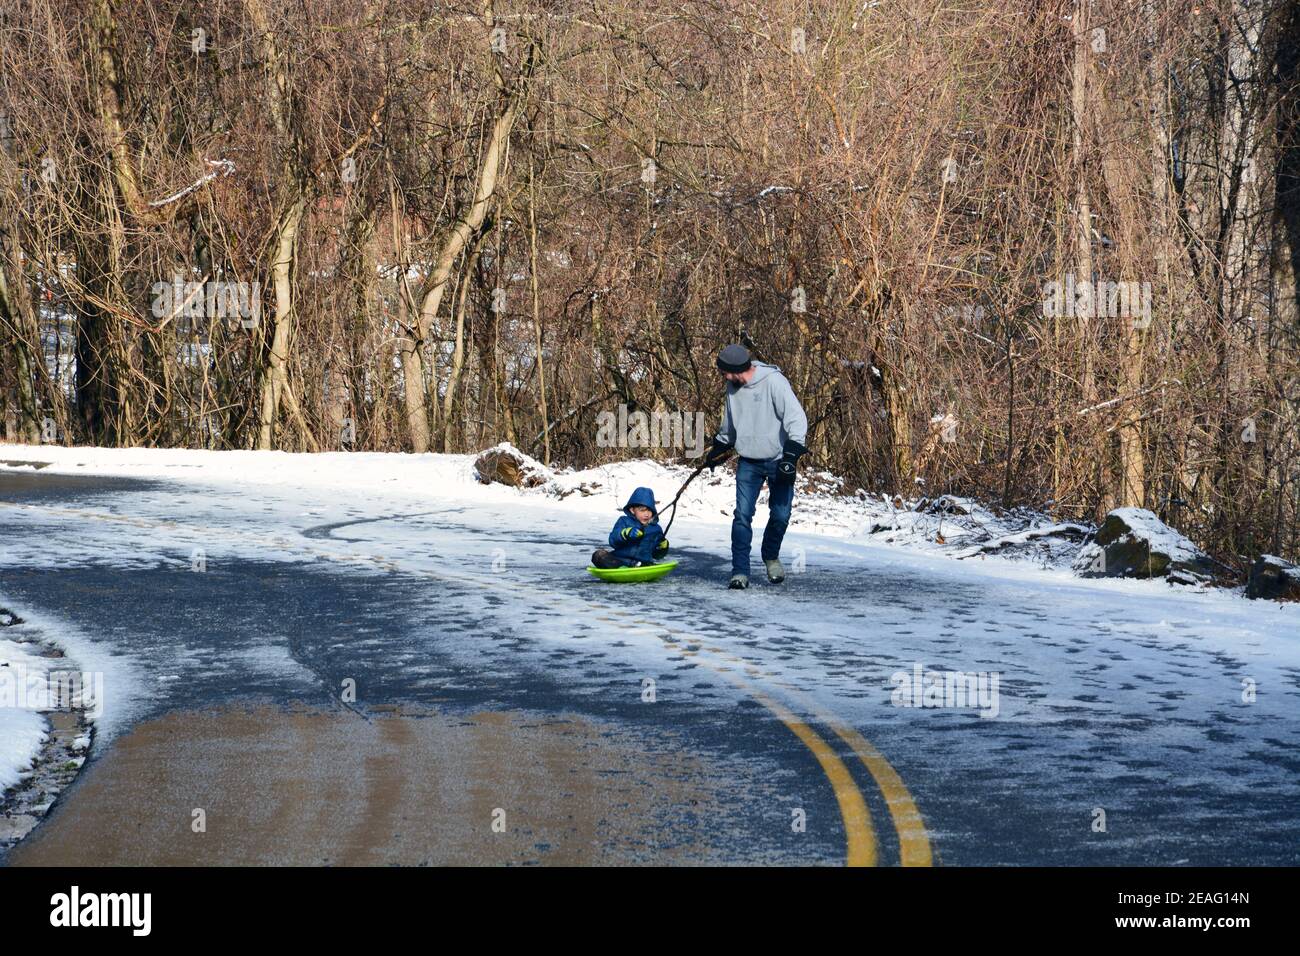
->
[659,461,709,537]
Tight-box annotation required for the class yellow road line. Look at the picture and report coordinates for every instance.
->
[662,627,935,867]
[824,720,932,866]
[716,672,877,867]
[646,624,876,865]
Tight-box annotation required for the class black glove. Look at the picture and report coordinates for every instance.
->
[772,439,808,486]
[653,538,669,558]
[703,437,733,470]
[620,526,645,541]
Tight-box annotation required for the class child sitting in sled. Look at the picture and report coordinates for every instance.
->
[591,487,670,569]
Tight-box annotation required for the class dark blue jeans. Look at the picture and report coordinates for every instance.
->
[732,457,794,576]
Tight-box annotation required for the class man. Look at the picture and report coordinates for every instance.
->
[702,344,809,589]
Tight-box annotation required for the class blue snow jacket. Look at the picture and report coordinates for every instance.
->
[607,487,668,565]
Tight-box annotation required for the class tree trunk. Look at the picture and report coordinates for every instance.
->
[527,158,550,464]
[400,40,533,451]
[1071,0,1096,408]
[246,0,312,451]
[440,254,473,451]
[0,222,43,443]
[257,196,306,449]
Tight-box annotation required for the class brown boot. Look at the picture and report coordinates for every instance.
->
[591,549,622,569]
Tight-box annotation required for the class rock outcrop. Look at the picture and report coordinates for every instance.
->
[472,443,550,489]
[1073,508,1218,585]
[1245,554,1300,602]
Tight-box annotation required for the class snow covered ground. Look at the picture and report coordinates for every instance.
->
[2,444,1298,863]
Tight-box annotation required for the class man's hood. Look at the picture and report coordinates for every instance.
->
[736,361,779,388]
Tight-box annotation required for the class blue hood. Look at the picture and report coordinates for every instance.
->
[621,486,659,518]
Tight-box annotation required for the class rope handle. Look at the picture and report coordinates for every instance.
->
[659,460,711,537]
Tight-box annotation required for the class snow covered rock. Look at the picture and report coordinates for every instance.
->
[1073,508,1217,584]
[954,522,1090,563]
[1245,555,1300,602]
[920,495,974,516]
[472,443,552,489]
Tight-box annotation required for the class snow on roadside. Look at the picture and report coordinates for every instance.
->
[0,608,103,847]
[5,441,1080,566]
[470,442,1029,546]
[0,610,101,802]
[481,442,1079,563]
[0,441,1253,586]
[1,580,141,804]
[0,635,53,792]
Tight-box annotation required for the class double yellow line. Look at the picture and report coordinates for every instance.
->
[649,622,932,867]
[2,500,932,866]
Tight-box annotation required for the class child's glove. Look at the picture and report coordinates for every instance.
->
[620,526,645,541]
[772,439,808,487]
[653,538,669,558]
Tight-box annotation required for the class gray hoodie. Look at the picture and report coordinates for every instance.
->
[716,362,808,461]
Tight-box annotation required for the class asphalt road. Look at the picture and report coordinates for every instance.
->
[1,468,1297,865]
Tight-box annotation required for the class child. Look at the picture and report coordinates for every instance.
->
[591,487,670,569]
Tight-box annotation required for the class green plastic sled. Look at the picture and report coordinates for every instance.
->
[586,560,679,583]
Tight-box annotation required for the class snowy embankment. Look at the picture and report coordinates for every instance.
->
[0,440,1031,552]
[0,603,96,846]
[0,439,1228,577]
[477,441,1061,558]
[0,625,55,792]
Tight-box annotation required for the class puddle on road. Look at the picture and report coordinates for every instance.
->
[0,469,162,501]
[7,702,761,866]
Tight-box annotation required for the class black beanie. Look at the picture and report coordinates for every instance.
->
[717,344,752,373]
